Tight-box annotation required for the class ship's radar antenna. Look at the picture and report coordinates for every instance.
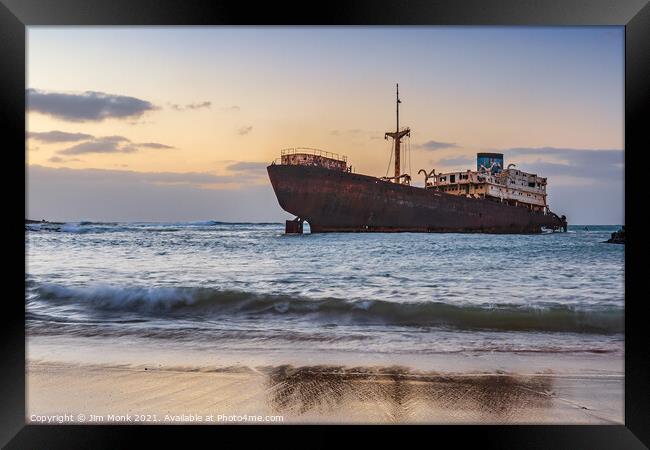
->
[384,84,410,184]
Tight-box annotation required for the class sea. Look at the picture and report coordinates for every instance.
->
[25,222,625,372]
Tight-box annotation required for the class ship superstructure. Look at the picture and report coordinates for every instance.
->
[427,153,549,213]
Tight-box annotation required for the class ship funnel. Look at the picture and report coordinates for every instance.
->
[477,152,503,174]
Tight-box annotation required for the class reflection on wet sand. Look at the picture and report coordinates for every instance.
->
[27,361,623,424]
[266,365,557,423]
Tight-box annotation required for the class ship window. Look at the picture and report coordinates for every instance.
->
[450,175,456,183]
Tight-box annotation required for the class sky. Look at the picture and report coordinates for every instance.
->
[26,26,624,224]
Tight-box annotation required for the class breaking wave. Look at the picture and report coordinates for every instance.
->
[28,283,624,334]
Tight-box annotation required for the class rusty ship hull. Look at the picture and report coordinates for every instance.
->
[268,164,566,234]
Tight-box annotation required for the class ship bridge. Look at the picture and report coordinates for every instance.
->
[425,154,549,212]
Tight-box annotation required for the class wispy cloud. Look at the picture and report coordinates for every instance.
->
[58,135,173,155]
[330,129,362,136]
[238,125,253,136]
[28,130,93,143]
[59,136,136,155]
[27,89,156,122]
[169,101,212,111]
[226,161,268,172]
[136,142,175,149]
[48,156,82,163]
[140,171,236,185]
[418,140,460,151]
[436,156,474,167]
[330,129,384,140]
[29,164,261,188]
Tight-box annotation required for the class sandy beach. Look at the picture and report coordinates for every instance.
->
[27,359,623,424]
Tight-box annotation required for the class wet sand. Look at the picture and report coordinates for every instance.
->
[27,361,623,424]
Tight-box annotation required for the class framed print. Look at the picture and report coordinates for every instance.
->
[2,0,648,447]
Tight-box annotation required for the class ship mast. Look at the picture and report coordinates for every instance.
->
[385,84,410,183]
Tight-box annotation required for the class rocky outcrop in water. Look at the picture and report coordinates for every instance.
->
[605,226,625,244]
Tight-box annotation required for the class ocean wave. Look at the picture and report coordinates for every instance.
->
[78,221,119,226]
[27,283,624,334]
[26,221,281,234]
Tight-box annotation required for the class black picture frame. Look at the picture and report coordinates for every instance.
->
[3,0,648,447]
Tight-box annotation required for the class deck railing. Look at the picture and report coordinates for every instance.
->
[280,147,347,163]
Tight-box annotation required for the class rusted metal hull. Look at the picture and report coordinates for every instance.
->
[267,165,566,234]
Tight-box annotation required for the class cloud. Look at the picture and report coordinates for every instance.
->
[28,130,94,143]
[59,136,136,155]
[29,165,260,188]
[501,147,624,180]
[187,101,211,109]
[58,135,174,155]
[330,129,362,136]
[436,156,475,167]
[140,171,234,185]
[28,130,174,154]
[422,146,624,223]
[238,125,253,136]
[226,161,269,172]
[27,165,285,222]
[418,140,460,151]
[221,105,240,112]
[136,142,175,149]
[329,129,383,140]
[501,147,624,223]
[27,89,156,122]
[169,101,212,111]
[48,156,82,163]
